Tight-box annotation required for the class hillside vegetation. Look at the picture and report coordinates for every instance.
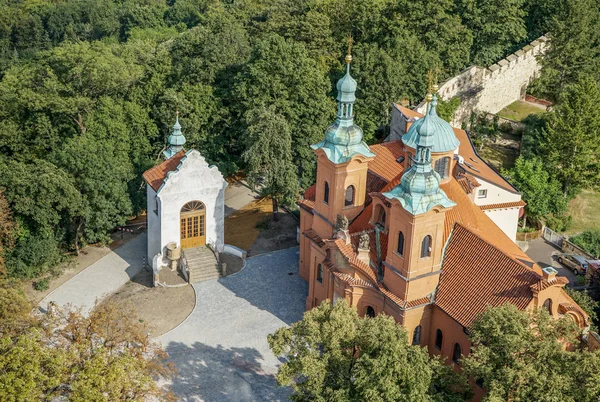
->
[0,0,598,278]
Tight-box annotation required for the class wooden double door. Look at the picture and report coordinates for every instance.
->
[180,201,206,249]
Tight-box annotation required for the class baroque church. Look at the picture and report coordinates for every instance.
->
[142,114,227,272]
[298,51,588,391]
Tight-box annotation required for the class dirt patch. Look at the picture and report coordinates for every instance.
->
[101,269,195,337]
[224,198,273,250]
[248,211,298,256]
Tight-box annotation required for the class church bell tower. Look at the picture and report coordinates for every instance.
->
[311,44,375,239]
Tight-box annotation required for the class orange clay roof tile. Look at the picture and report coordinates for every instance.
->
[435,224,542,328]
[142,150,187,192]
[367,142,405,182]
[479,200,527,210]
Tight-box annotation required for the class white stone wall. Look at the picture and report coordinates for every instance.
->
[146,185,162,263]
[473,178,521,206]
[483,208,521,242]
[416,36,549,126]
[153,150,227,268]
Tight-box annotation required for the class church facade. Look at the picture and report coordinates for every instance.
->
[298,53,588,393]
[143,116,227,269]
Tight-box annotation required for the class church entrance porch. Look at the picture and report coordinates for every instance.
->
[180,201,206,249]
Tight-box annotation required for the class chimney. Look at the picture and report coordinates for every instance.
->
[542,266,558,281]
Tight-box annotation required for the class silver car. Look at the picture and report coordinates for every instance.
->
[557,254,589,275]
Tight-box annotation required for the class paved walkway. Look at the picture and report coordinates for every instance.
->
[526,238,578,285]
[159,247,307,402]
[38,233,147,315]
[225,180,257,217]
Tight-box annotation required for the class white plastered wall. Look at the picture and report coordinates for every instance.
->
[152,150,227,268]
[483,208,521,242]
[146,185,162,263]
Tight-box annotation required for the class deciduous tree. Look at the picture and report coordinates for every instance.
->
[540,77,600,197]
[269,300,471,401]
[243,106,298,220]
[462,304,600,402]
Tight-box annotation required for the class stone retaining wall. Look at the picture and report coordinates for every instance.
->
[416,35,549,126]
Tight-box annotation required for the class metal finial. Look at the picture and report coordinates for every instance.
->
[345,35,353,64]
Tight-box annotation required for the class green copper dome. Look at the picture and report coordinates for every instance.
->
[163,114,186,159]
[402,96,460,153]
[336,63,357,103]
[312,55,374,164]
[384,96,456,215]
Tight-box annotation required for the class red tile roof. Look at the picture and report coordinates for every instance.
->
[368,142,405,182]
[142,150,186,192]
[453,128,517,193]
[479,200,527,210]
[435,224,542,327]
[394,104,423,120]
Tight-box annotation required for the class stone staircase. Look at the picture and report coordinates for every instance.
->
[183,246,220,283]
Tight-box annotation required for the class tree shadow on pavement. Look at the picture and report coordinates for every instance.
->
[219,247,308,325]
[165,341,291,402]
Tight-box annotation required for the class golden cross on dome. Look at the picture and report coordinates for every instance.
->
[345,35,353,64]
[427,67,440,93]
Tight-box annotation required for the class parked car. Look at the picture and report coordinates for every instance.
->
[557,254,589,275]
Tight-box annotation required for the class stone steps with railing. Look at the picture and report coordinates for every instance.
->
[181,246,220,283]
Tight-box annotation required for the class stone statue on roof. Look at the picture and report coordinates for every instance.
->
[359,231,370,250]
[335,214,349,232]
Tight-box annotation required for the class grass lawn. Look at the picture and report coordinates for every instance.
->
[497,100,546,121]
[565,190,600,235]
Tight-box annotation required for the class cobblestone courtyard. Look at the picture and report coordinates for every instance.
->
[159,247,307,401]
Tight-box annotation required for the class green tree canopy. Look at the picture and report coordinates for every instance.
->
[233,33,333,187]
[533,0,600,101]
[243,106,298,218]
[458,0,527,66]
[268,300,471,402]
[540,77,600,196]
[503,156,567,227]
[463,304,600,402]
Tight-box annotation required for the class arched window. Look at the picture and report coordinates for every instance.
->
[317,264,323,284]
[412,325,421,345]
[452,343,462,364]
[543,298,553,314]
[345,185,355,207]
[434,157,450,178]
[421,235,432,258]
[365,306,376,318]
[397,232,405,256]
[435,329,443,350]
[323,182,329,204]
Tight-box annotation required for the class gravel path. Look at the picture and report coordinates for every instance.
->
[38,233,147,315]
[159,247,306,402]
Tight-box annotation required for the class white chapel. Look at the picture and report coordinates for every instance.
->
[142,114,227,270]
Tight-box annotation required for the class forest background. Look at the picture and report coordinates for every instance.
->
[0,0,598,279]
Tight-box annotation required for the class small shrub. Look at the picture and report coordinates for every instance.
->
[570,230,600,258]
[545,214,572,233]
[34,278,50,291]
